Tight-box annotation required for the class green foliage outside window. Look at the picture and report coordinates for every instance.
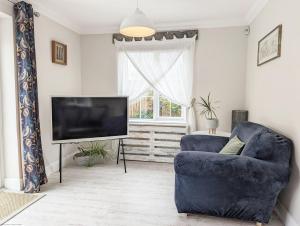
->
[129,90,183,120]
[171,103,181,117]
[159,96,171,117]
[141,97,153,119]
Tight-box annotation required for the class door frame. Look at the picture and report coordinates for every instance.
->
[0,18,4,188]
[0,90,4,188]
[0,140,4,188]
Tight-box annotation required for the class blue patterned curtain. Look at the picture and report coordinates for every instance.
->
[14,1,47,193]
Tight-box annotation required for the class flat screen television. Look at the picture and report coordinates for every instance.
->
[51,97,128,143]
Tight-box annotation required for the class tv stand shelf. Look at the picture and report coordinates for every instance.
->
[57,138,127,183]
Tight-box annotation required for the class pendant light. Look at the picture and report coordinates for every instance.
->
[120,0,155,38]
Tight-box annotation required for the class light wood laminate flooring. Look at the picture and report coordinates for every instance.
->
[7,161,283,226]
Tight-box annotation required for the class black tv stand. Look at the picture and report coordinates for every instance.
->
[116,139,127,173]
[58,138,127,183]
[59,143,62,183]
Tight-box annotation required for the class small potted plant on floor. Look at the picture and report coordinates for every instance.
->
[73,142,108,167]
[197,92,219,134]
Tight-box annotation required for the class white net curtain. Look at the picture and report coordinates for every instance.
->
[115,37,197,132]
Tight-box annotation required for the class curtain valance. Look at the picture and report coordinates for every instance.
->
[113,29,198,43]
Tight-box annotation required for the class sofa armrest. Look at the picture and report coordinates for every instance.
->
[180,135,229,153]
[174,151,289,185]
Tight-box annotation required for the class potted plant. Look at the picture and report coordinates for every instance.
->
[197,92,219,134]
[73,142,108,167]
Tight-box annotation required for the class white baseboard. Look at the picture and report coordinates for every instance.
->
[4,178,23,191]
[3,153,73,190]
[45,152,75,176]
[275,201,299,226]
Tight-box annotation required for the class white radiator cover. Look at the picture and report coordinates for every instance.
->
[122,123,188,163]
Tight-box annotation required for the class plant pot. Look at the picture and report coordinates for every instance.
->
[74,156,105,167]
[205,118,219,134]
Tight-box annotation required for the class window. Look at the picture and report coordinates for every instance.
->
[118,41,195,124]
[129,89,186,122]
[159,96,182,118]
[129,90,154,119]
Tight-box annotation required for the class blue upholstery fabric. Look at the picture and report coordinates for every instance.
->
[174,122,292,223]
[180,135,229,153]
[14,1,47,193]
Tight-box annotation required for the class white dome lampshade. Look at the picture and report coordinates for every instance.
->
[120,8,155,38]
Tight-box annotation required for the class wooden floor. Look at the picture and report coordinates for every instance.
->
[8,161,283,226]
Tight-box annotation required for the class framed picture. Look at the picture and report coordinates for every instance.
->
[257,25,282,66]
[52,41,67,65]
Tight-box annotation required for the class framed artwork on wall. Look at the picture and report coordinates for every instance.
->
[257,24,282,66]
[52,41,67,65]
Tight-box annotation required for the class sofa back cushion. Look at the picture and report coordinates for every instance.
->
[230,122,265,143]
[231,122,292,165]
[241,132,273,160]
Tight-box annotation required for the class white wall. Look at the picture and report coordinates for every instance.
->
[0,0,13,16]
[0,14,23,190]
[81,28,247,132]
[34,15,82,175]
[194,27,247,131]
[246,0,300,225]
[81,34,118,96]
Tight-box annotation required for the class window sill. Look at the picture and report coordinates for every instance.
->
[129,120,188,127]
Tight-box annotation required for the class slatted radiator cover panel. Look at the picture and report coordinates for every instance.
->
[123,124,188,163]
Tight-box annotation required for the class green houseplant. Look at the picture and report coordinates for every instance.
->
[197,92,219,134]
[73,142,108,167]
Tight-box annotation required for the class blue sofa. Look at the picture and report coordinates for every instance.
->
[174,122,292,224]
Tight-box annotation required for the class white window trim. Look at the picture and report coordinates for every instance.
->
[129,90,187,124]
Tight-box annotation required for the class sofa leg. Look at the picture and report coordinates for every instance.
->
[256,222,263,226]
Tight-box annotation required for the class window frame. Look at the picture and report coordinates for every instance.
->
[129,90,187,123]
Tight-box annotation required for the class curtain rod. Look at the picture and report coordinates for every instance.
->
[7,0,40,17]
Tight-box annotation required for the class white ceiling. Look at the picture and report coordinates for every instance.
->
[28,0,269,34]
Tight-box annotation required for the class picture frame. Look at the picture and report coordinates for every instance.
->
[52,41,67,65]
[257,25,282,66]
